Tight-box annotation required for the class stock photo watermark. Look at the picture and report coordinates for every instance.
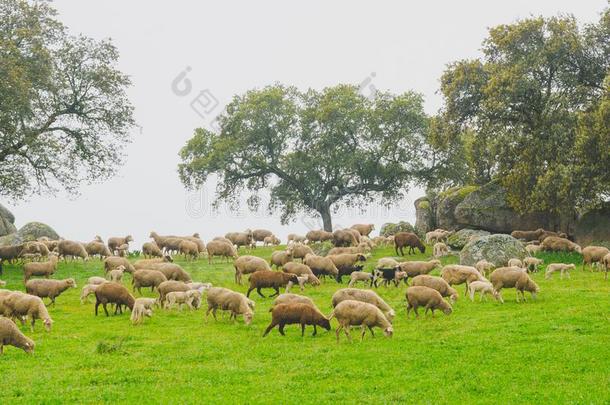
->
[171,66,221,131]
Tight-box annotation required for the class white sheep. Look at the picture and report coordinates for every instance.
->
[107,265,126,282]
[347,271,374,288]
[545,263,575,279]
[130,297,157,325]
[165,290,202,310]
[467,280,498,301]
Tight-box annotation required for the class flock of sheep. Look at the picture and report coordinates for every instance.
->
[0,223,607,353]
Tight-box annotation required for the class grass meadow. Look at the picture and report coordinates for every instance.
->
[0,245,608,404]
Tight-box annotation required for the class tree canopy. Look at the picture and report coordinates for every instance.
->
[429,9,609,215]
[179,84,429,231]
[0,0,135,199]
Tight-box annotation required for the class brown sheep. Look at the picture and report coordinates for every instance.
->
[270,250,293,269]
[411,275,459,303]
[95,282,135,316]
[25,278,77,305]
[146,263,192,283]
[206,240,238,264]
[540,236,581,254]
[142,241,164,258]
[263,303,331,337]
[394,232,425,256]
[305,230,333,243]
[234,256,272,284]
[351,224,375,237]
[246,271,298,298]
[57,240,89,261]
[582,246,610,271]
[406,286,453,317]
[490,267,540,303]
[108,235,133,255]
[132,270,168,294]
[538,230,568,242]
[23,254,59,282]
[332,229,358,247]
[0,317,35,354]
[85,241,112,259]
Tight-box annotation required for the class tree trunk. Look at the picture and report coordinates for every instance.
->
[319,205,333,232]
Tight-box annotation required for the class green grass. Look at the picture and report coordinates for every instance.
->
[0,246,608,404]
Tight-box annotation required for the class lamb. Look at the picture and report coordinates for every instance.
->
[94,282,135,316]
[582,246,610,271]
[332,229,358,247]
[394,232,425,256]
[25,278,76,305]
[130,297,156,325]
[373,267,403,287]
[251,229,273,247]
[303,254,339,278]
[331,288,395,322]
[206,287,254,325]
[104,256,135,274]
[85,241,112,259]
[395,259,442,282]
[57,240,89,261]
[178,239,199,261]
[475,260,496,277]
[107,266,126,282]
[602,253,610,280]
[186,282,213,292]
[88,276,107,285]
[433,242,450,257]
[425,229,450,244]
[80,284,102,304]
[441,264,485,294]
[133,256,173,269]
[305,230,333,244]
[108,235,133,255]
[146,263,192,283]
[286,243,314,261]
[282,262,321,286]
[508,258,524,268]
[142,241,164,258]
[467,280,498,301]
[348,271,374,288]
[490,267,540,303]
[263,235,281,246]
[511,229,543,241]
[540,236,582,254]
[411,274,459,303]
[545,263,575,279]
[525,244,542,255]
[405,286,453,317]
[205,240,238,264]
[350,224,375,237]
[132,269,168,294]
[165,290,202,310]
[272,293,316,309]
[234,255,272,284]
[329,300,393,342]
[157,280,190,304]
[0,317,35,354]
[376,257,399,269]
[287,234,306,244]
[270,250,293,269]
[3,292,53,331]
[335,264,365,283]
[22,254,59,282]
[263,303,331,337]
[116,243,130,257]
[246,271,298,298]
[523,257,544,273]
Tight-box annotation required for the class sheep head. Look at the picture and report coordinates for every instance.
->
[383,326,394,337]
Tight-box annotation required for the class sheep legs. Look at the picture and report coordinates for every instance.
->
[263,321,277,337]
[270,287,280,297]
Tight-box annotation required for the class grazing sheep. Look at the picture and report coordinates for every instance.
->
[132,270,168,294]
[282,262,321,286]
[22,254,59,282]
[305,230,333,244]
[147,263,192,283]
[3,292,53,331]
[104,256,135,274]
[351,224,375,237]
[467,280,498,301]
[335,264,365,283]
[57,240,89,261]
[130,297,156,325]
[206,287,254,325]
[251,229,273,247]
[107,266,126,282]
[525,244,542,255]
[303,254,339,279]
[332,229,358,247]
[225,231,253,250]
[475,260,496,277]
[157,280,190,304]
[511,229,543,241]
[205,240,238,264]
[508,258,524,268]
[538,230,568,242]
[286,243,315,262]
[246,271,298,298]
[80,284,102,304]
[490,267,539,303]
[88,276,107,285]
[178,239,199,261]
[327,246,369,256]
[287,234,306,244]
[23,241,50,259]
[327,253,367,277]
[540,236,582,254]
[394,232,425,256]
[411,275,459,303]
[272,293,316,309]
[0,317,35,354]
[108,235,133,255]
[270,250,293,269]
[373,267,403,287]
[523,257,544,273]
[545,263,575,279]
[433,242,450,257]
[0,244,25,271]
[331,288,395,322]
[263,235,281,246]
[441,265,485,294]
[329,300,393,342]
[582,246,610,271]
[234,256,272,284]
[95,282,135,316]
[406,286,453,317]
[133,256,173,269]
[165,290,202,310]
[85,241,112,259]
[395,260,442,282]
[348,271,374,288]
[601,253,610,280]
[142,241,164,258]
[376,257,399,269]
[25,278,76,305]
[116,243,130,257]
[263,303,331,337]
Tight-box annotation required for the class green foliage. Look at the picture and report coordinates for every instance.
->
[430,9,610,215]
[0,0,135,200]
[179,84,429,230]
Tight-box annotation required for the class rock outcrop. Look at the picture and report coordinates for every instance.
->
[460,234,527,267]
[17,222,60,242]
[379,221,417,237]
[446,229,490,250]
[0,203,17,237]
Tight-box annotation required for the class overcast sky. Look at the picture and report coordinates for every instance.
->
[6,0,607,247]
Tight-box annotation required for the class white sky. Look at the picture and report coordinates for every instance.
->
[6,0,607,247]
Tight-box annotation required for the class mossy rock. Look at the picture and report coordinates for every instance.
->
[460,234,526,267]
[435,186,479,230]
[17,222,60,242]
[446,228,490,250]
[380,221,417,237]
[0,233,23,247]
[574,204,610,246]
[0,203,17,237]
